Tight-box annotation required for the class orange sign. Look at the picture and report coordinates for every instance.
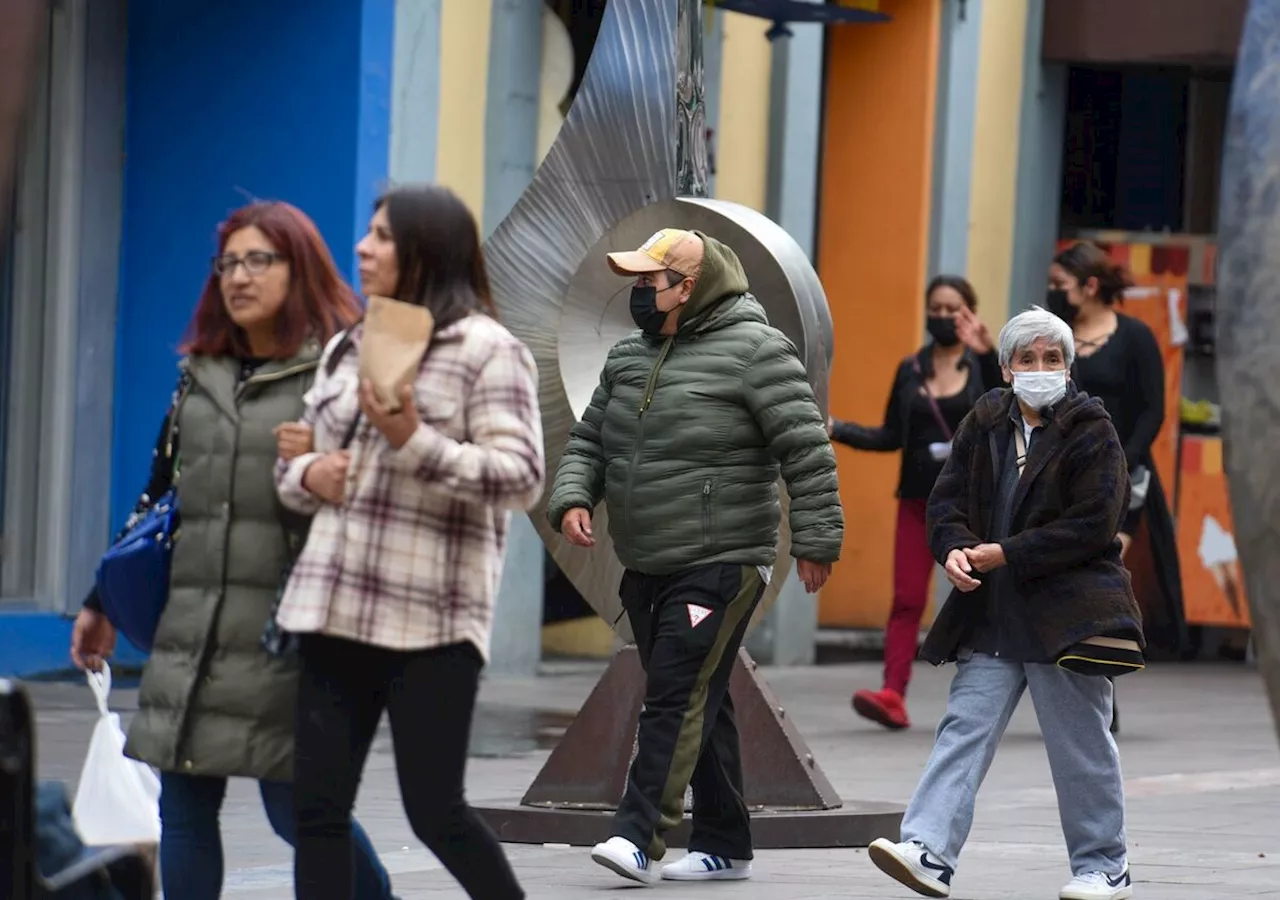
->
[1177,436,1249,628]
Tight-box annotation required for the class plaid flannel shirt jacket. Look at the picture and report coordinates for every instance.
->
[274,314,545,661]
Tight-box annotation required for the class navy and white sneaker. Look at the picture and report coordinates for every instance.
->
[868,838,953,898]
[1060,866,1133,900]
[591,836,659,885]
[661,850,752,881]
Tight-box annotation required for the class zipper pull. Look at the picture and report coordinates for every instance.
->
[703,482,710,496]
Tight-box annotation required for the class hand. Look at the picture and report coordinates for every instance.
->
[71,607,116,671]
[797,559,832,593]
[963,542,1006,574]
[273,421,314,460]
[955,306,994,355]
[826,416,835,437]
[302,450,351,505]
[561,508,595,547]
[944,548,982,592]
[359,380,420,450]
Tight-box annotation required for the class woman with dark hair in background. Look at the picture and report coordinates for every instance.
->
[68,202,394,900]
[1048,242,1185,666]
[828,276,1002,731]
[275,184,544,900]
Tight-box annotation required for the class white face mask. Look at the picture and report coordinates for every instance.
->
[1012,370,1068,410]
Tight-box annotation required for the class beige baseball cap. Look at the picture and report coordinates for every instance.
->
[606,228,704,278]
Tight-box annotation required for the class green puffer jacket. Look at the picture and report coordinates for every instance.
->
[125,346,318,782]
[547,233,844,574]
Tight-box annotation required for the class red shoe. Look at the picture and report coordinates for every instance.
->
[852,688,910,730]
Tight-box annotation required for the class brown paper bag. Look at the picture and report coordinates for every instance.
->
[358,295,434,412]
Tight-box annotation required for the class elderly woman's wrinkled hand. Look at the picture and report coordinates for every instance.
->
[963,543,1007,574]
[944,548,982,592]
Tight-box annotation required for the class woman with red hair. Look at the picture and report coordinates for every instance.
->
[69,202,395,900]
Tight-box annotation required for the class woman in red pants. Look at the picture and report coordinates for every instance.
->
[828,276,1001,730]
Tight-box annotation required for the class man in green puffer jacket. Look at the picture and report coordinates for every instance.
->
[547,227,844,885]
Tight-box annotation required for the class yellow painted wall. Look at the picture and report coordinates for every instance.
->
[965,0,1028,331]
[536,8,574,166]
[436,0,493,221]
[713,10,772,211]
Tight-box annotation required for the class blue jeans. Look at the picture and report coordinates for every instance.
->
[900,651,1127,877]
[158,771,393,900]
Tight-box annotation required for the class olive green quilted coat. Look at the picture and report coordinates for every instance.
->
[125,346,318,781]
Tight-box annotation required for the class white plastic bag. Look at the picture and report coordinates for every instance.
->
[72,662,162,845]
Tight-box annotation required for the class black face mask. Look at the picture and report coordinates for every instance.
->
[1046,288,1077,324]
[926,316,959,347]
[630,285,670,336]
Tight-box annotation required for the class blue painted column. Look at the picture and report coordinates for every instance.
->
[749,4,826,666]
[928,0,982,278]
[390,0,442,184]
[1008,0,1066,315]
[484,0,544,232]
[702,10,725,197]
[764,10,822,258]
[923,0,985,622]
[113,0,394,525]
[480,0,547,676]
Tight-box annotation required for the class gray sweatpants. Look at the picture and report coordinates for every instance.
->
[900,651,1128,876]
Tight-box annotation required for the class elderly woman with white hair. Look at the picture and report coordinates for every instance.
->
[867,307,1145,900]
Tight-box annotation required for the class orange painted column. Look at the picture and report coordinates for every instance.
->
[817,0,942,628]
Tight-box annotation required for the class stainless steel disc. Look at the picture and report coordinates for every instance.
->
[484,0,835,639]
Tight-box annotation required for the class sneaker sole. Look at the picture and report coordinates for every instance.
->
[662,867,752,882]
[1060,887,1132,900]
[868,842,949,898]
[853,695,910,731]
[591,848,658,885]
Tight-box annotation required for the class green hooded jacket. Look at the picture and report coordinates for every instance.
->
[547,232,844,574]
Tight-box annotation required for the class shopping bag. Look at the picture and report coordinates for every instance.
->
[71,664,161,846]
[358,294,434,412]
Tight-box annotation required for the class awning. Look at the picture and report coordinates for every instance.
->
[707,0,891,41]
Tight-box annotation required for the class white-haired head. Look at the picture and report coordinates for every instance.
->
[997,306,1076,369]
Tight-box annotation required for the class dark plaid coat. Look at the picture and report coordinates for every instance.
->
[922,386,1145,665]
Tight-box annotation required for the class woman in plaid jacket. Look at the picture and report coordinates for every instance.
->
[274,185,544,900]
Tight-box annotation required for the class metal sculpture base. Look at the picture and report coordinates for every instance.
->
[474,647,904,848]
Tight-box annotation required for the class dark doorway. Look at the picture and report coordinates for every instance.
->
[1060,66,1189,233]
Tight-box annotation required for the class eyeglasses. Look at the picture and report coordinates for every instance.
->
[212,250,284,277]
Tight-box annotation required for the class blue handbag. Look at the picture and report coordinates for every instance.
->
[94,368,190,654]
[94,490,179,654]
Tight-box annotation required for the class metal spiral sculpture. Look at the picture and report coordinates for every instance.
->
[483,0,835,640]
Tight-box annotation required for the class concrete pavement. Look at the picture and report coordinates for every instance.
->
[27,658,1280,898]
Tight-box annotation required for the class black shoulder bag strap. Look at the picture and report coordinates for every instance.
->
[325,328,364,450]
[911,356,954,442]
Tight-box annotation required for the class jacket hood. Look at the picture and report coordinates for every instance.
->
[972,382,1111,434]
[675,231,750,332]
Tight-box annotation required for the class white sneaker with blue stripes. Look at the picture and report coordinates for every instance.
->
[1060,866,1133,900]
[590,836,659,885]
[661,850,753,881]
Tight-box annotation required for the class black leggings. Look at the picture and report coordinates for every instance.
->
[292,634,524,900]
